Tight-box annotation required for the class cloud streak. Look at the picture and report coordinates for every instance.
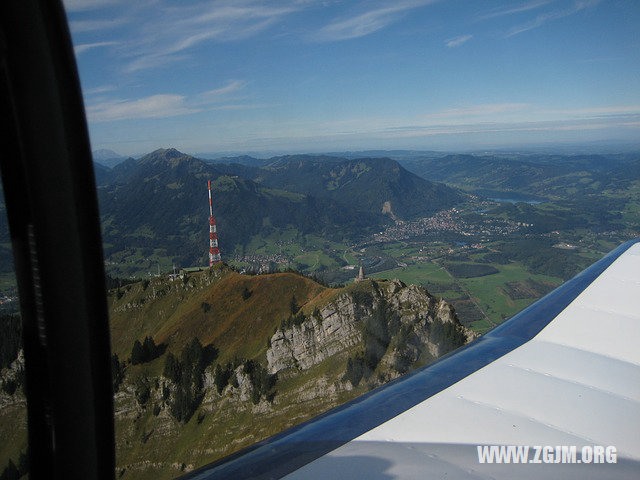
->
[505,0,601,37]
[429,103,529,117]
[63,0,123,12]
[199,80,248,100]
[541,105,640,116]
[183,114,640,152]
[252,103,638,140]
[69,17,129,33]
[445,34,472,47]
[86,94,199,122]
[119,1,302,72]
[68,1,307,73]
[478,0,551,20]
[74,41,118,55]
[83,85,117,95]
[123,54,187,74]
[314,0,439,41]
[85,80,252,122]
[373,118,638,140]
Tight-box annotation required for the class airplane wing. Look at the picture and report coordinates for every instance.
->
[186,238,640,479]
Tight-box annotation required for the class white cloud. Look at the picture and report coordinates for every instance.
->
[83,84,117,95]
[208,103,275,111]
[119,1,303,72]
[85,80,253,122]
[66,1,306,73]
[74,41,118,55]
[87,94,199,122]
[162,30,224,55]
[505,0,600,37]
[177,4,298,28]
[314,0,440,41]
[374,119,632,139]
[123,54,187,73]
[445,34,472,48]
[69,17,129,33]
[246,103,638,142]
[381,104,640,138]
[478,0,551,20]
[192,115,640,151]
[541,105,640,116]
[200,80,248,100]
[63,0,123,12]
[427,103,530,118]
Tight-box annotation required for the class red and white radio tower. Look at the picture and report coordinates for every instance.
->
[208,180,222,266]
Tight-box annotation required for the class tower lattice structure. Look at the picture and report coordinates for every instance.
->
[208,180,222,266]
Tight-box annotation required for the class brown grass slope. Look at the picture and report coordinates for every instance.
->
[108,267,331,363]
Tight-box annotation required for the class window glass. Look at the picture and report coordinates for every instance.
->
[64,0,640,477]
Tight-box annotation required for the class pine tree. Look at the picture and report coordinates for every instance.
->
[142,336,158,360]
[289,295,299,314]
[130,340,144,365]
[166,338,209,423]
[1,460,19,480]
[134,377,151,406]
[213,364,230,394]
[242,286,252,300]
[0,314,22,371]
[17,450,28,476]
[163,353,181,384]
[111,354,124,392]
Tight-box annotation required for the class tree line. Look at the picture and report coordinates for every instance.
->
[163,338,217,423]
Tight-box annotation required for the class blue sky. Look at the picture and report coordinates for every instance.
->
[64,0,640,156]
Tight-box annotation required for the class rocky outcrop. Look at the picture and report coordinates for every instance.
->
[266,279,473,374]
[0,349,25,407]
[267,292,364,373]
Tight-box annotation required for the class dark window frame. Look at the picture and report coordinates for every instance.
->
[0,1,114,477]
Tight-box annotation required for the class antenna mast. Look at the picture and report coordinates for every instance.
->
[208,180,221,266]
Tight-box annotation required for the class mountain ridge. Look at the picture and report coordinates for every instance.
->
[93,148,127,168]
[96,148,463,274]
[213,153,464,219]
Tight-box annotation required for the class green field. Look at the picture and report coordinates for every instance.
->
[457,262,561,331]
[372,259,562,334]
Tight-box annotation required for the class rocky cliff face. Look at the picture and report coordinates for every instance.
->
[267,292,361,373]
[267,279,474,375]
[0,350,25,408]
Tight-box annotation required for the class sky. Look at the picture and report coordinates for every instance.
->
[64,0,640,156]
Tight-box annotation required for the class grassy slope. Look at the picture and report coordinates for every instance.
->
[109,267,330,364]
[0,402,27,472]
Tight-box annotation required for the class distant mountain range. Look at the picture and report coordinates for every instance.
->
[92,148,127,168]
[79,147,638,277]
[95,148,463,269]
[214,154,462,219]
[397,153,640,198]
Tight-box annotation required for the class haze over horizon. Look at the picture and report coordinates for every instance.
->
[65,0,640,156]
